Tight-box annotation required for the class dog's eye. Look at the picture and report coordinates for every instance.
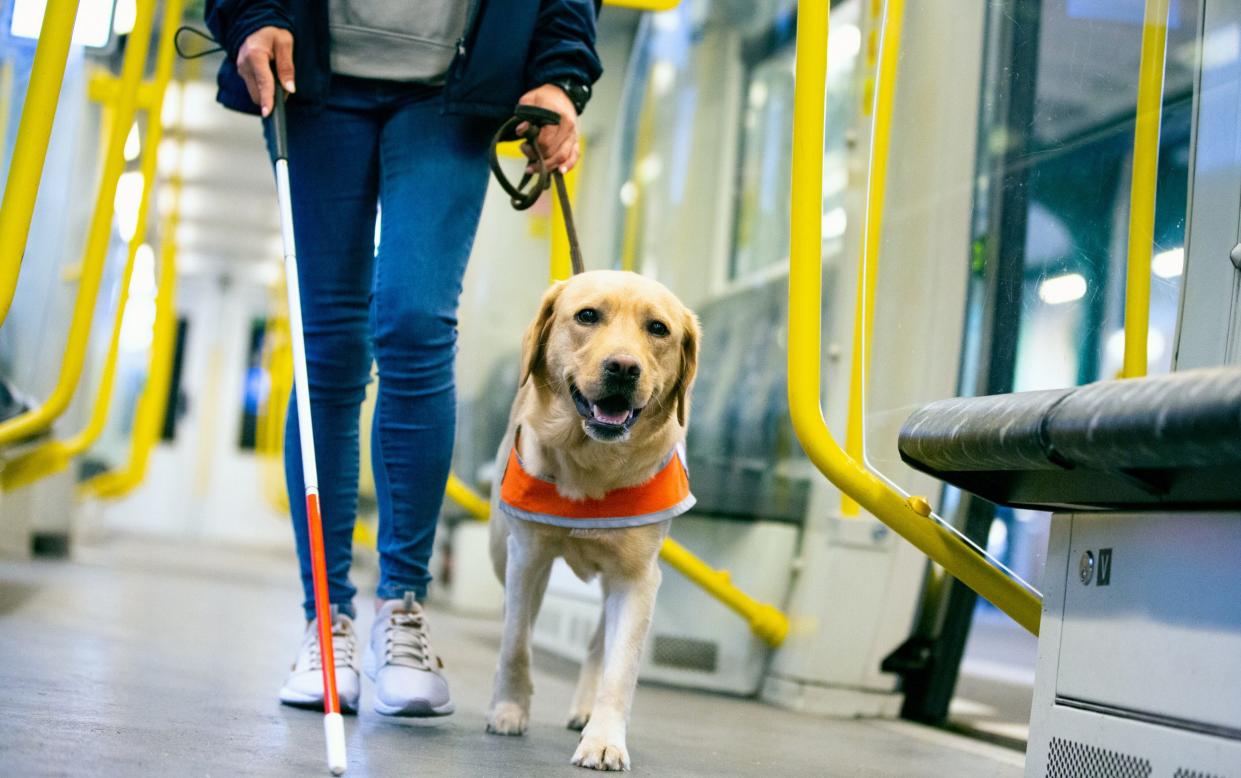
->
[647,320,670,338]
[574,308,600,325]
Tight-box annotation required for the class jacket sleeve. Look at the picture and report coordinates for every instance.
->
[204,0,293,61]
[525,0,604,92]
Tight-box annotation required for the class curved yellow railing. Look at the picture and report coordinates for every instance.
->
[604,0,679,10]
[2,0,184,491]
[789,0,1041,636]
[0,0,159,447]
[0,0,82,327]
[80,193,179,499]
[1122,0,1171,379]
[445,472,491,520]
[842,0,905,516]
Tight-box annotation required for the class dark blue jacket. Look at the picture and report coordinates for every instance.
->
[204,0,602,121]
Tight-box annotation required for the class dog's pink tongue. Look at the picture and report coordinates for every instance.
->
[591,404,631,425]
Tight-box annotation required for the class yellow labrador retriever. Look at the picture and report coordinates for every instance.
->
[486,270,700,771]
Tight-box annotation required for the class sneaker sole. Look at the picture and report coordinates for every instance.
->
[363,649,455,718]
[372,698,456,718]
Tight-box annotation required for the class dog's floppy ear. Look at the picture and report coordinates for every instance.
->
[672,310,700,427]
[520,282,564,386]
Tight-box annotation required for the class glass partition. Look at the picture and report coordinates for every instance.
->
[860,0,1203,584]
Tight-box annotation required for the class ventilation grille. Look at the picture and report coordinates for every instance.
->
[1173,770,1228,778]
[651,635,718,673]
[1046,737,1151,778]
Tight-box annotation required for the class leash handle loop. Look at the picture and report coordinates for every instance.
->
[488,105,586,275]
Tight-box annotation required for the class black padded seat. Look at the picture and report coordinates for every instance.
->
[898,366,1241,511]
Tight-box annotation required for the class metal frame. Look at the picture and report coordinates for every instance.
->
[1174,0,1241,369]
[841,0,904,516]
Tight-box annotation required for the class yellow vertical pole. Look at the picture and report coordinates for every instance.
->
[0,0,83,326]
[842,0,904,516]
[0,0,159,446]
[1122,0,1170,378]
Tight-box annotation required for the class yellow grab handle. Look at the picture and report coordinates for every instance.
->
[0,0,82,327]
[658,537,789,646]
[789,0,1040,636]
[1122,0,1171,379]
[446,472,491,521]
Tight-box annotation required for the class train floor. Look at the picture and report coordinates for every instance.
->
[0,534,1024,777]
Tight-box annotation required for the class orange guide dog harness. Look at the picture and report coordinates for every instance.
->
[498,433,695,529]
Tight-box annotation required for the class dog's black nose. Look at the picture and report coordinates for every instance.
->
[603,356,641,380]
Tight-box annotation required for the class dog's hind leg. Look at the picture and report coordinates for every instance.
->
[571,560,661,771]
[567,611,605,731]
[486,531,555,736]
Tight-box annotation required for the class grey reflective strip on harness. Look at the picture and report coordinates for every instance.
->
[498,493,697,529]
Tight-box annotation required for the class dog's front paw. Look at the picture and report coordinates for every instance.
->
[571,732,630,771]
[486,701,529,736]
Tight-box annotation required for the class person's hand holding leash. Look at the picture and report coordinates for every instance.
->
[238,26,296,117]
[517,84,579,174]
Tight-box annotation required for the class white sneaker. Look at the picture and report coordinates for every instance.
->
[363,594,454,717]
[279,610,361,714]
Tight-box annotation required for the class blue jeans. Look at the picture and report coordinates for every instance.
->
[267,76,492,620]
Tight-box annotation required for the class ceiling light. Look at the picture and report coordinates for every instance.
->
[1037,272,1087,305]
[1152,247,1184,278]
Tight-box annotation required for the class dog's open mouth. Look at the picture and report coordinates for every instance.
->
[571,383,643,433]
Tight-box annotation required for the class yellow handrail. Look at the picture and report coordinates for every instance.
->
[0,0,82,327]
[0,0,159,447]
[446,472,490,520]
[1122,0,1170,379]
[788,0,1041,635]
[842,0,904,516]
[658,537,789,645]
[603,0,679,10]
[2,0,184,491]
[80,193,180,499]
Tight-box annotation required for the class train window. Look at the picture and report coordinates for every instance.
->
[238,319,269,451]
[732,1,859,281]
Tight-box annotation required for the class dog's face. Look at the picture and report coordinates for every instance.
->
[520,270,699,443]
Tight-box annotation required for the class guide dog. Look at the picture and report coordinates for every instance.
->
[487,270,699,771]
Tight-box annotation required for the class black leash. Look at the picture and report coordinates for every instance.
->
[488,105,586,276]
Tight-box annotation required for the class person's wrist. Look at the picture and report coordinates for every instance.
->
[547,78,590,116]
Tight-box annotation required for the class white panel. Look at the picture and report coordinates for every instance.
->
[1057,512,1241,733]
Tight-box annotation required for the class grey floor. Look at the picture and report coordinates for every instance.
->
[0,536,1024,777]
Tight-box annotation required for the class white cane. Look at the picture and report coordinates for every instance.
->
[267,82,348,776]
